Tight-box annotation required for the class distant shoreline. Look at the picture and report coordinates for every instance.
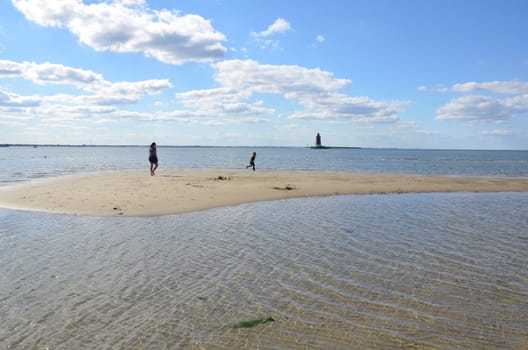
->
[2,144,527,151]
[1,169,527,217]
[309,146,361,149]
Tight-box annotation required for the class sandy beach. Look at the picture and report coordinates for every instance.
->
[0,169,527,217]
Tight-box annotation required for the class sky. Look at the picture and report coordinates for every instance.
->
[1,0,528,149]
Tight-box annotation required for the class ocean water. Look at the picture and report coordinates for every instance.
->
[1,146,527,186]
[0,146,527,349]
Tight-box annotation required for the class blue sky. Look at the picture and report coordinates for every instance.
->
[1,0,528,149]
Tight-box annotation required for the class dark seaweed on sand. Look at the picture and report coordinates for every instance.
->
[230,317,275,329]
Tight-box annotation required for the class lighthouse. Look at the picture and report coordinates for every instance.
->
[310,132,333,149]
[310,132,360,149]
[315,133,322,147]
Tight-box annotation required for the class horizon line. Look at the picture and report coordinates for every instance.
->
[1,143,527,152]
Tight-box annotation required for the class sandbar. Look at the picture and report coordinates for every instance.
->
[0,170,527,217]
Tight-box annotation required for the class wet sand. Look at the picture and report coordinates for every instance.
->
[0,169,527,217]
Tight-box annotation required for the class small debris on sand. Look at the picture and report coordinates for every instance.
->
[186,183,204,188]
[272,185,297,191]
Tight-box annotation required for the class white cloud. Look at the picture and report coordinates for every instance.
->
[419,80,528,95]
[0,60,103,88]
[395,121,438,135]
[251,18,291,50]
[452,80,528,95]
[0,59,24,76]
[1,57,407,128]
[0,88,41,107]
[176,59,406,123]
[0,118,27,126]
[177,87,275,118]
[287,94,405,123]
[214,59,349,93]
[254,18,291,38]
[12,0,227,65]
[0,59,176,126]
[113,0,146,6]
[430,79,528,124]
[480,129,515,136]
[435,94,528,123]
[224,117,270,124]
[416,85,448,93]
[96,80,172,97]
[311,34,325,48]
[0,60,172,97]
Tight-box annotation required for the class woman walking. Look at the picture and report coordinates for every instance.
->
[149,142,158,176]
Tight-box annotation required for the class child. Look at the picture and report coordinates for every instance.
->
[246,152,256,171]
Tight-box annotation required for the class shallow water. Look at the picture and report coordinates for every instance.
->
[1,193,527,349]
[1,146,527,186]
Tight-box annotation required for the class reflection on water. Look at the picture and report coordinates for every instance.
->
[1,193,527,349]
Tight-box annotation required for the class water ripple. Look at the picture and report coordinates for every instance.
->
[0,193,527,349]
